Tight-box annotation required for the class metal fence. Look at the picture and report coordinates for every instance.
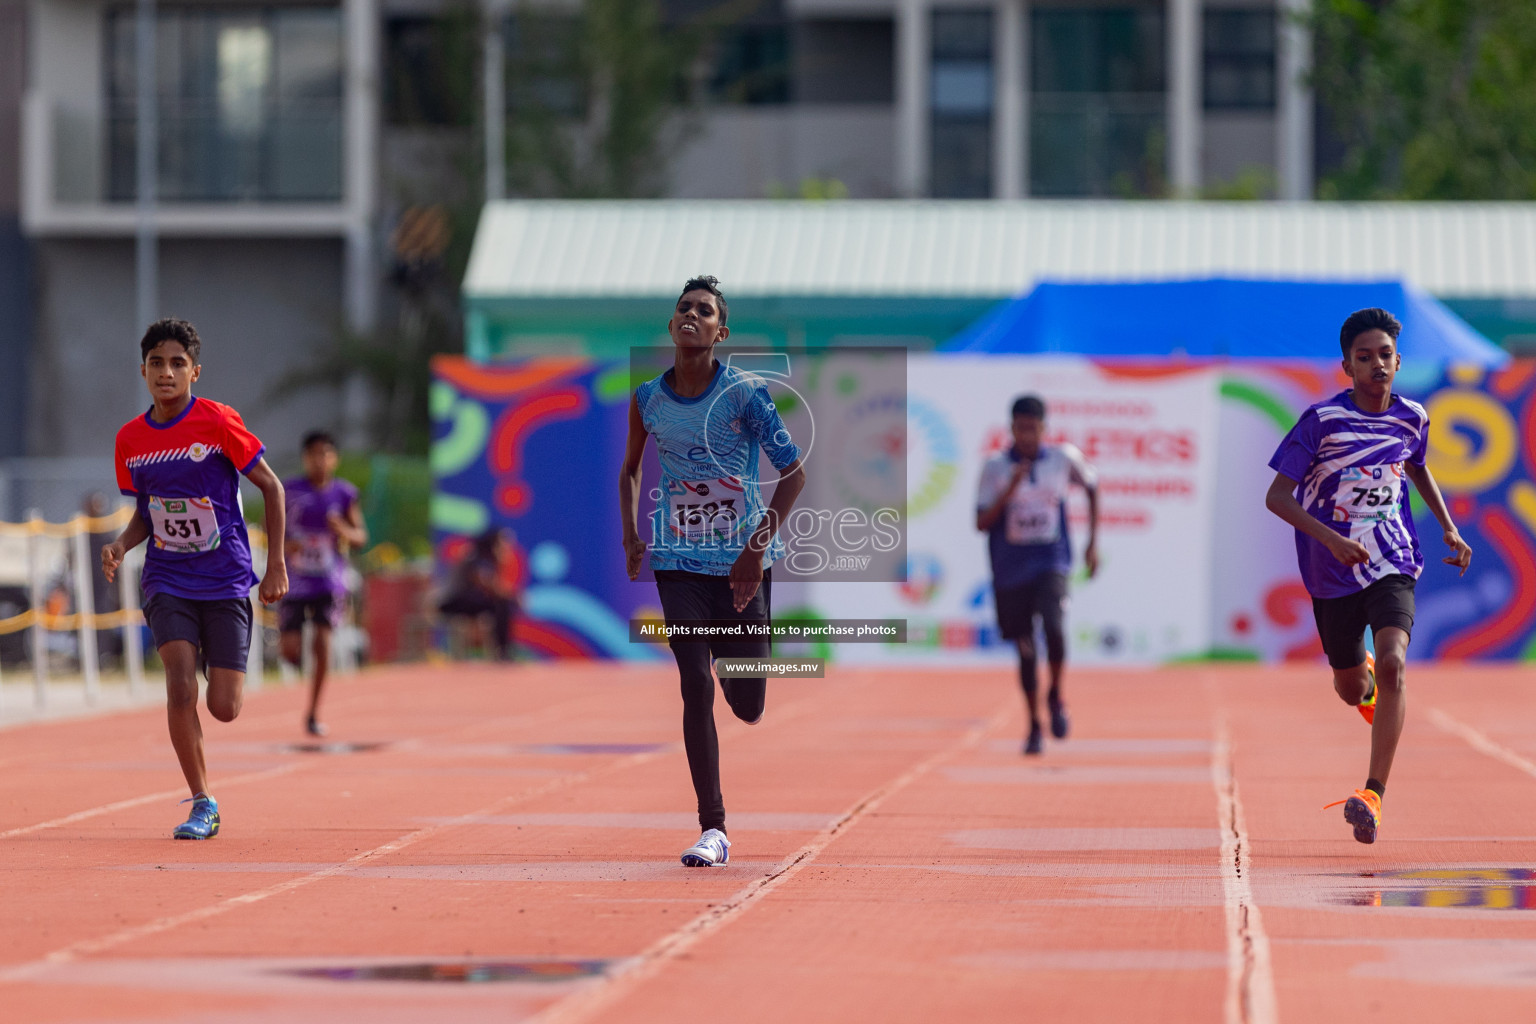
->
[0,506,149,709]
[0,507,319,717]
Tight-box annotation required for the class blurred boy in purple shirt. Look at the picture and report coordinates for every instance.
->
[279,431,366,736]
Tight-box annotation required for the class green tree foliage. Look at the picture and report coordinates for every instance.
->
[1311,0,1536,199]
[506,0,699,197]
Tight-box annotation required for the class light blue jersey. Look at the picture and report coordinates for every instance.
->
[638,360,801,574]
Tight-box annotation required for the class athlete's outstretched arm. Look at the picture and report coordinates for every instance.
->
[1073,468,1101,578]
[730,458,805,611]
[100,511,151,582]
[1403,462,1472,575]
[619,395,650,581]
[329,498,368,550]
[245,458,289,605]
[1264,471,1369,566]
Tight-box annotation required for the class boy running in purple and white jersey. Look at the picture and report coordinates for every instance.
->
[976,395,1099,755]
[279,431,366,736]
[1265,307,1472,844]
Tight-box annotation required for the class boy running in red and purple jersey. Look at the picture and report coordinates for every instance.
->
[280,431,366,736]
[101,318,287,839]
[1265,307,1472,844]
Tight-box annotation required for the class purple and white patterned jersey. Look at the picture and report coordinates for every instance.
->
[283,475,359,600]
[1268,390,1429,599]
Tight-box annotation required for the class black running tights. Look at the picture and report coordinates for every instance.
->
[655,569,771,833]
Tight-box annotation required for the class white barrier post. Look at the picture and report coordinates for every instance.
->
[301,620,314,682]
[247,602,264,689]
[26,510,47,709]
[247,537,263,690]
[71,524,100,705]
[121,549,145,698]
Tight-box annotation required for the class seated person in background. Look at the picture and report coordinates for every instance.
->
[438,527,518,661]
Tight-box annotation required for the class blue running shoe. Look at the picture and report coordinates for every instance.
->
[1048,692,1070,740]
[680,828,730,867]
[1024,721,1043,755]
[173,793,220,840]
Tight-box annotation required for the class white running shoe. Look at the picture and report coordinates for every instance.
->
[680,828,731,867]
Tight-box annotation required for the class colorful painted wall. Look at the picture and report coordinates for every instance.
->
[430,357,665,661]
[1216,360,1536,661]
[431,355,1536,663]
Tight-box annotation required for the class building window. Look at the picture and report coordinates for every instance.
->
[107,6,343,202]
[793,19,894,104]
[930,9,992,199]
[710,22,792,105]
[505,12,586,118]
[1203,9,1276,111]
[385,16,474,127]
[1029,7,1165,197]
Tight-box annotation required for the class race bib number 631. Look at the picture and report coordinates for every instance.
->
[148,495,221,553]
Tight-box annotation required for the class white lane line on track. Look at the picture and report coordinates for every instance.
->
[0,681,665,841]
[0,763,305,840]
[528,701,1015,1024]
[0,742,679,985]
[1211,721,1279,1024]
[1428,707,1536,779]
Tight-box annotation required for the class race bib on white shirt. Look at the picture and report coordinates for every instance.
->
[1332,464,1405,525]
[291,531,332,574]
[148,495,221,553]
[668,478,744,542]
[1005,484,1061,545]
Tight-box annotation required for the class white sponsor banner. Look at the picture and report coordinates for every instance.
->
[812,356,1221,666]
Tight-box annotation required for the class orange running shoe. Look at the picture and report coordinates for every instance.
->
[1324,788,1382,844]
[1357,652,1377,724]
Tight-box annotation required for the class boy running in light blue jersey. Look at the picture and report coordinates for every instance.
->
[620,275,806,867]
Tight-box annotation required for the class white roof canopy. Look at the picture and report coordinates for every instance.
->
[464,200,1536,301]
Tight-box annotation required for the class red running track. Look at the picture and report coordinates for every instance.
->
[3,661,1536,1023]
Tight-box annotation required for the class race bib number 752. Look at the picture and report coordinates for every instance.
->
[1331,464,1403,524]
[148,495,221,553]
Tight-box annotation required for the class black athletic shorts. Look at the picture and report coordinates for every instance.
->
[279,592,344,633]
[994,572,1068,641]
[142,593,253,672]
[1312,573,1416,670]
[654,568,771,657]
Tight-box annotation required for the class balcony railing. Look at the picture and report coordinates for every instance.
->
[92,102,342,204]
[27,95,353,235]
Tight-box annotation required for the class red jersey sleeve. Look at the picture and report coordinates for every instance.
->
[114,429,137,496]
[219,405,267,474]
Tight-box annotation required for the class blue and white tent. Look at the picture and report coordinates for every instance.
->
[945,279,1508,366]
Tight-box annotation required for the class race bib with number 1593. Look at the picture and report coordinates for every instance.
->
[668,478,743,542]
[148,495,221,553]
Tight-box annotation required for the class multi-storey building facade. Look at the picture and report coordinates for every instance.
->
[666,0,1310,201]
[0,0,1381,460]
